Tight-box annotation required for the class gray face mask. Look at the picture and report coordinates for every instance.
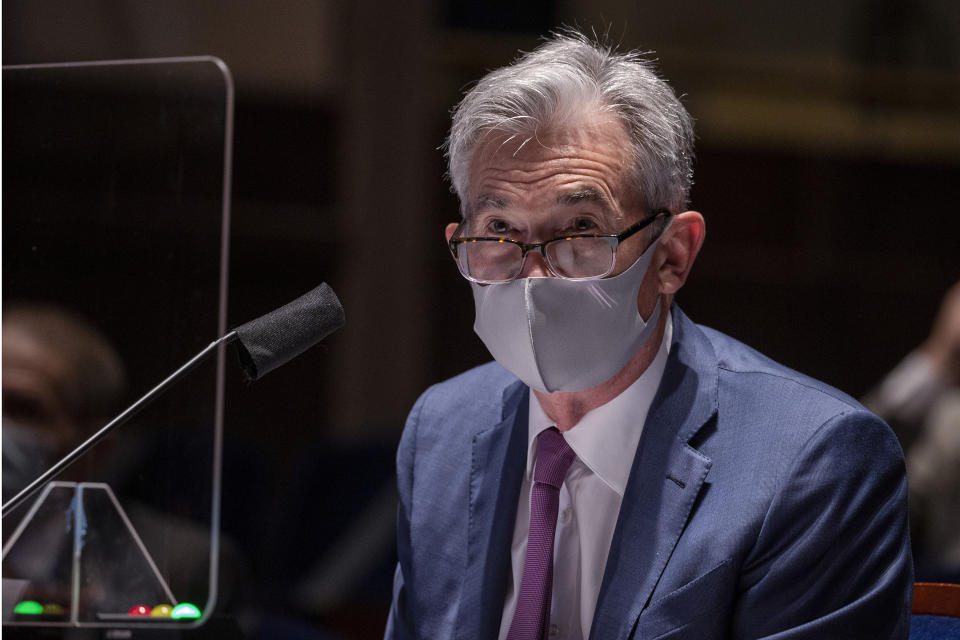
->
[471,230,665,393]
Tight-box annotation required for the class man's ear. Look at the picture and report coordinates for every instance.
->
[445,222,459,244]
[658,211,705,295]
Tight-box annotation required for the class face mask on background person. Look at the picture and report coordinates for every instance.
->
[2,420,57,504]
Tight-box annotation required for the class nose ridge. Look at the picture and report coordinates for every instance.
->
[519,251,552,278]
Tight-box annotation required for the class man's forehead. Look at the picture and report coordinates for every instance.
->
[473,116,625,158]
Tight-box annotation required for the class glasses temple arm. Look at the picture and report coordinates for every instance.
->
[615,209,672,241]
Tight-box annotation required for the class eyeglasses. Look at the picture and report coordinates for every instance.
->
[448,209,672,284]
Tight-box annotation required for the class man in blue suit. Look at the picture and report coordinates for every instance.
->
[387,32,912,639]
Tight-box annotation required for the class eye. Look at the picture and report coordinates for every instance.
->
[487,218,511,235]
[571,217,598,233]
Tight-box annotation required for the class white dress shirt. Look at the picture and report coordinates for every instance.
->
[498,315,673,640]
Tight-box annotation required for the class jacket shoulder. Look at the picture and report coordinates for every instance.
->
[697,323,864,413]
[690,322,903,498]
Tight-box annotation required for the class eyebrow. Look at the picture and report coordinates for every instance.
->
[557,187,609,207]
[471,187,610,213]
[473,193,508,210]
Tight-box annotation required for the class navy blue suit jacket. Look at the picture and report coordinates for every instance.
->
[387,307,913,639]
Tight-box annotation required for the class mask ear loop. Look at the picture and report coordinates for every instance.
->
[634,217,675,325]
[644,215,676,320]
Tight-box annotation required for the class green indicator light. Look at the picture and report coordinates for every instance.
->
[14,601,43,615]
[171,603,201,619]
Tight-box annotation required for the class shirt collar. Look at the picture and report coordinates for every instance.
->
[526,313,673,496]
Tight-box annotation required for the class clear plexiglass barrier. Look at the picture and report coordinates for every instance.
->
[2,57,233,629]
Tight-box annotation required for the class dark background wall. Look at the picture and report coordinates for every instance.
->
[4,1,959,638]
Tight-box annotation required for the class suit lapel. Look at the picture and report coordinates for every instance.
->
[457,380,529,640]
[590,308,719,640]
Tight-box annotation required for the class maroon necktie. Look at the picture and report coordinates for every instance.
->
[507,427,576,640]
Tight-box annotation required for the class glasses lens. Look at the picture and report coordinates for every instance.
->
[457,240,523,283]
[546,236,616,278]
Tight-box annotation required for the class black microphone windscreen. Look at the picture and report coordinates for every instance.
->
[233,283,345,381]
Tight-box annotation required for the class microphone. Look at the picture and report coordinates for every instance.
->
[1,283,345,518]
[234,282,345,381]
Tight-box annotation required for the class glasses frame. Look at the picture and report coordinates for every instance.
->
[448,208,673,284]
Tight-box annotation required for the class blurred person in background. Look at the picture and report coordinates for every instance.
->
[865,280,960,582]
[2,304,126,503]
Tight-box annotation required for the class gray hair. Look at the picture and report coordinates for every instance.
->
[446,31,695,216]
